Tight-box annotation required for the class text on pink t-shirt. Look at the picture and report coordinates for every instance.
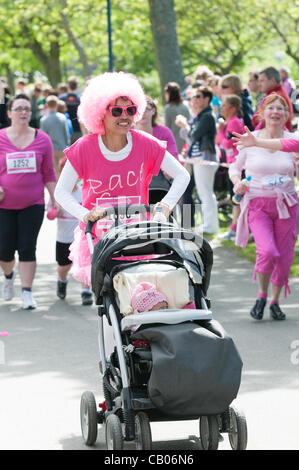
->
[64,129,166,232]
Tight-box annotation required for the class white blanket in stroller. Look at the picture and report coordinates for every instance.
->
[113,264,190,315]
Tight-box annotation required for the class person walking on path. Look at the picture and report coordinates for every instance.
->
[164,82,191,153]
[220,73,254,131]
[59,76,82,144]
[0,94,57,309]
[0,81,10,129]
[175,86,219,235]
[136,95,178,159]
[49,157,93,306]
[54,72,190,287]
[216,94,245,241]
[280,66,296,97]
[229,94,299,321]
[40,95,70,176]
[135,95,178,204]
[247,70,265,112]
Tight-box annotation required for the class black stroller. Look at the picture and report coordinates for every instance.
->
[80,205,247,450]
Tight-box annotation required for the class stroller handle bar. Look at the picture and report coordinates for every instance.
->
[85,204,154,235]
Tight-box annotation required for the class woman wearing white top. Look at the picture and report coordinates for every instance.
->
[229,94,299,321]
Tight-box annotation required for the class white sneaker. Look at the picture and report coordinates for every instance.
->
[21,290,37,310]
[218,229,236,241]
[2,272,16,301]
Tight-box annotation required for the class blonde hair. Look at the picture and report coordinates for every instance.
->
[220,74,242,95]
[258,93,289,122]
[194,65,214,83]
[46,95,59,108]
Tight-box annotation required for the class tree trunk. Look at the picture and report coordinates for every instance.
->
[4,64,15,95]
[45,41,62,87]
[30,38,62,88]
[148,0,186,97]
[21,23,62,87]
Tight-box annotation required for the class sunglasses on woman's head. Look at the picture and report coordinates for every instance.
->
[221,85,229,89]
[108,105,137,118]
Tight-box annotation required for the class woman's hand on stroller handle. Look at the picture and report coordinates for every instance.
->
[153,201,171,219]
[84,204,152,234]
[83,206,108,224]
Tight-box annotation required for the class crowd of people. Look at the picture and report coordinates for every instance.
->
[0,63,298,321]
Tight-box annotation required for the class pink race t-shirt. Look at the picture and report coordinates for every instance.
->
[153,125,178,159]
[0,129,56,210]
[217,115,245,163]
[64,129,166,231]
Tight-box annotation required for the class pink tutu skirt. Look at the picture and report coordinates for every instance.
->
[69,224,171,287]
[69,226,98,286]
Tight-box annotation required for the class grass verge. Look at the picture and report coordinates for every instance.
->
[218,235,299,277]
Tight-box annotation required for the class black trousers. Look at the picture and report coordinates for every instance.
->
[0,205,44,262]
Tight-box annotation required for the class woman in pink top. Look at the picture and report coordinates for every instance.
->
[136,95,178,158]
[54,72,190,287]
[135,95,178,204]
[217,94,245,241]
[0,94,56,309]
[229,94,299,321]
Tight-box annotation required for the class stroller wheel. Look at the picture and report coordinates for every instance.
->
[105,414,123,450]
[135,412,152,450]
[80,391,98,446]
[199,415,219,450]
[228,405,248,450]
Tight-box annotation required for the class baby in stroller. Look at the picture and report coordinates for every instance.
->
[129,282,195,348]
[130,281,196,314]
[131,282,169,313]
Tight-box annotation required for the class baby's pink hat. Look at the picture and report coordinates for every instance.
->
[131,282,168,313]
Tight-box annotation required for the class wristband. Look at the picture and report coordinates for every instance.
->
[157,201,170,210]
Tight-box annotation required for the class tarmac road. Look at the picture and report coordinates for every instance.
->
[1,216,299,450]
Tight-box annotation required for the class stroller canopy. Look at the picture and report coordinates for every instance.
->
[91,221,213,305]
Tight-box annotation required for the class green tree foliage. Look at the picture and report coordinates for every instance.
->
[0,0,298,91]
[258,0,299,65]
[175,0,275,75]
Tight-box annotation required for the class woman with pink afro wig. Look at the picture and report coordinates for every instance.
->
[78,72,147,135]
[55,71,190,290]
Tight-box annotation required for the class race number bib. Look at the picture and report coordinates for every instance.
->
[6,151,37,174]
[96,196,142,231]
[261,174,291,189]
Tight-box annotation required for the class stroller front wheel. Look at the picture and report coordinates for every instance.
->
[80,391,98,446]
[228,405,248,450]
[199,415,219,450]
[105,414,123,450]
[135,412,152,450]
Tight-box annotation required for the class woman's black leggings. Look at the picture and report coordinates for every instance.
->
[0,205,44,262]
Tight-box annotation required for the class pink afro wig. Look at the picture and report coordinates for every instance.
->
[78,72,147,134]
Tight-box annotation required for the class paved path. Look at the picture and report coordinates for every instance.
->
[1,217,299,450]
